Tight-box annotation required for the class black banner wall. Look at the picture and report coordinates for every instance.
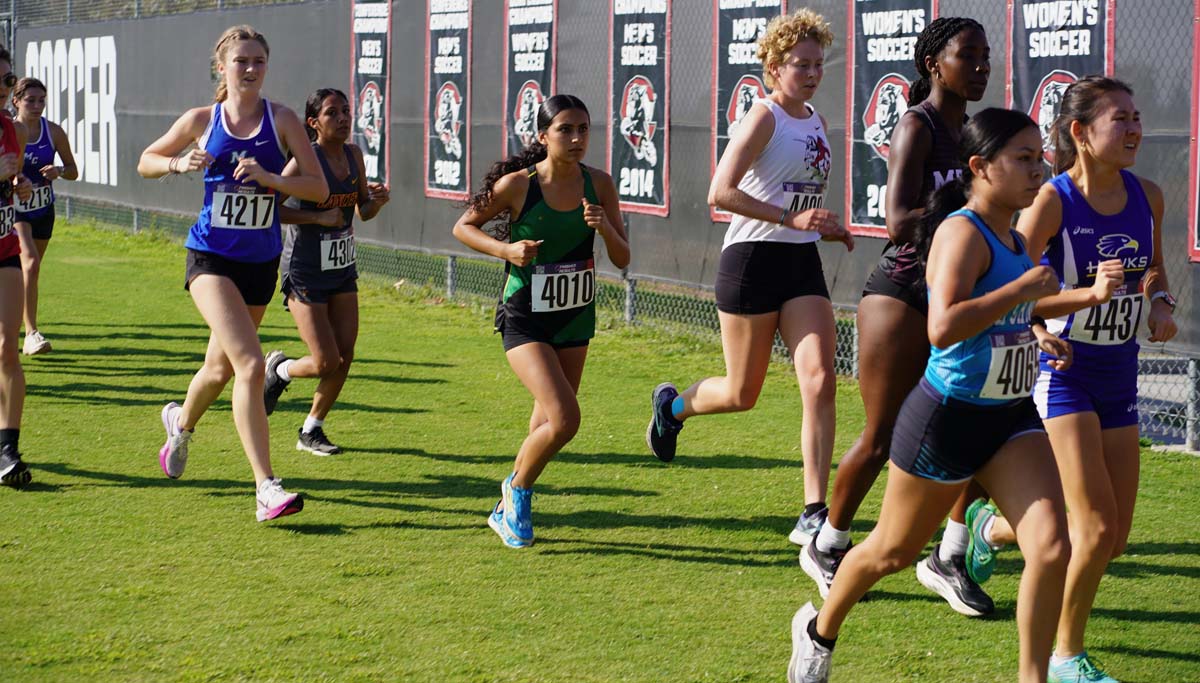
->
[710,0,786,223]
[608,0,670,216]
[845,0,936,237]
[1006,0,1114,168]
[425,0,471,200]
[503,0,557,157]
[351,0,390,185]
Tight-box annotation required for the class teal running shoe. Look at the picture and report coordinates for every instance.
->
[488,500,530,549]
[501,473,534,545]
[966,498,1000,584]
[1048,652,1119,683]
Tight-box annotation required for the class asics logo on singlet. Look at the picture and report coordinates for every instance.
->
[1071,226,1094,235]
[1096,234,1139,258]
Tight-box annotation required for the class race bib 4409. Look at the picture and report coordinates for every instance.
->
[980,329,1038,400]
[212,184,276,230]
[531,259,595,313]
[783,181,825,213]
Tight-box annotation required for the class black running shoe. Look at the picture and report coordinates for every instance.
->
[800,539,853,599]
[646,382,683,462]
[263,350,291,415]
[296,427,341,456]
[0,446,31,488]
[916,543,995,617]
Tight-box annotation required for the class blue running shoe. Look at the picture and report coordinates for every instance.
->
[966,498,1000,584]
[1048,652,1119,683]
[488,500,530,549]
[646,382,683,462]
[501,473,534,545]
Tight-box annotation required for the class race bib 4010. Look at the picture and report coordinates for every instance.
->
[531,259,595,313]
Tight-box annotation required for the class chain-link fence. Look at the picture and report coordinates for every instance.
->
[18,0,1200,448]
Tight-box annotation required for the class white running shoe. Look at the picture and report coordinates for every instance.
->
[158,402,191,479]
[256,477,304,522]
[788,602,832,683]
[23,330,51,356]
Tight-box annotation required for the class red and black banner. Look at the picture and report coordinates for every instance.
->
[1006,0,1115,168]
[608,0,670,216]
[503,0,557,157]
[425,0,471,200]
[845,0,937,237]
[710,0,785,223]
[1189,0,1200,261]
[350,0,391,185]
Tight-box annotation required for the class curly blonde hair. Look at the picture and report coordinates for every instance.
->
[757,9,834,89]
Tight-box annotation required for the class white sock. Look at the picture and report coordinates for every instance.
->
[815,523,851,553]
[302,416,324,434]
[981,517,1001,550]
[940,520,969,560]
[277,360,293,382]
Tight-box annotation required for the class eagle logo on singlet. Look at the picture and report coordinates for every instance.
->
[434,81,464,160]
[357,81,384,154]
[803,135,831,182]
[513,81,545,150]
[618,75,659,167]
[1097,234,1140,258]
[725,75,765,140]
[862,74,910,160]
[1029,70,1076,165]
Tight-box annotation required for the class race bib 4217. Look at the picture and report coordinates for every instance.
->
[212,184,276,230]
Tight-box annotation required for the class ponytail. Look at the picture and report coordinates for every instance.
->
[915,174,970,264]
[907,76,931,107]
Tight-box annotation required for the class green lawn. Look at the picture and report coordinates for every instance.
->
[2,224,1198,682]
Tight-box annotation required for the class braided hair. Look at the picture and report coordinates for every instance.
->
[908,17,985,106]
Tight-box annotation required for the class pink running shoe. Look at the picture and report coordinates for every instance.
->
[256,478,304,521]
[159,402,191,479]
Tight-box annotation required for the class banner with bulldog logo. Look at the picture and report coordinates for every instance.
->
[608,0,670,216]
[710,0,786,223]
[845,0,936,237]
[504,0,557,157]
[351,0,391,184]
[1006,0,1114,168]
[425,0,471,200]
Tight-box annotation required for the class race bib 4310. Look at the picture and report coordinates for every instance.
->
[320,234,356,271]
[212,184,276,230]
[980,329,1038,400]
[531,259,595,313]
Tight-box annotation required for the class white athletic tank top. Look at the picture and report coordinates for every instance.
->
[723,99,832,249]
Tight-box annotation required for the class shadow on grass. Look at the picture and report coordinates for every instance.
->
[386,447,806,470]
[36,462,246,489]
[532,537,796,567]
[1102,644,1200,666]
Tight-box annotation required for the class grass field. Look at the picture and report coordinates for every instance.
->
[2,223,1199,682]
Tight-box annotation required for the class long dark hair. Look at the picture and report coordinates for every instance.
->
[303,87,349,143]
[908,17,985,106]
[1049,76,1133,175]
[466,94,589,238]
[915,108,1037,262]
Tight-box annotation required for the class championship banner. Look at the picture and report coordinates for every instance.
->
[1189,0,1200,261]
[710,0,786,223]
[351,1,391,185]
[845,0,937,237]
[425,0,471,200]
[1006,0,1115,168]
[608,0,671,216]
[503,0,557,157]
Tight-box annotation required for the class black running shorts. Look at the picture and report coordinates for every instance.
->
[862,262,928,317]
[281,272,358,306]
[715,241,830,315]
[185,248,279,307]
[0,255,19,269]
[18,206,55,241]
[890,378,1044,483]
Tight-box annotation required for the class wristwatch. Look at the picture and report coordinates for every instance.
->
[1150,290,1177,311]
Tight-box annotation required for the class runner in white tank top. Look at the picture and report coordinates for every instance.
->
[646,9,852,546]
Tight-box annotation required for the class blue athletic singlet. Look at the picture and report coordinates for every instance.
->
[924,209,1037,404]
[186,100,287,262]
[1039,170,1153,372]
[16,117,55,220]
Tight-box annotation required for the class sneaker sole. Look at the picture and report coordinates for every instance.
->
[646,382,677,463]
[0,461,31,487]
[296,440,340,456]
[915,558,986,618]
[24,343,50,356]
[799,546,832,599]
[263,351,288,416]
[788,527,818,547]
[256,493,304,522]
[488,512,531,548]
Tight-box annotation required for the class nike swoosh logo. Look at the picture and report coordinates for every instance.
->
[255,140,270,146]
